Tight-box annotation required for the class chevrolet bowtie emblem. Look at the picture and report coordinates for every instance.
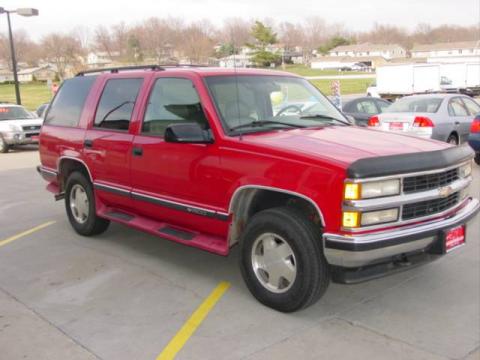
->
[439,186,453,198]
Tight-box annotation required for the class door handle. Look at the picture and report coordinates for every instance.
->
[84,139,93,148]
[455,121,460,125]
[132,147,143,156]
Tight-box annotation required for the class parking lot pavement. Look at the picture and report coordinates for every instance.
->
[0,149,479,360]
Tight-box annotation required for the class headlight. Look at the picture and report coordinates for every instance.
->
[459,163,472,178]
[344,179,400,200]
[361,208,399,226]
[8,124,21,132]
[342,208,399,228]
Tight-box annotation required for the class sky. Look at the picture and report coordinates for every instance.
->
[1,0,479,40]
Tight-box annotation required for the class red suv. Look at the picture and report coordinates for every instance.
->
[38,65,479,312]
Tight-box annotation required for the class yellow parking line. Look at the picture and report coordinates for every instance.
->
[156,281,231,360]
[0,221,56,248]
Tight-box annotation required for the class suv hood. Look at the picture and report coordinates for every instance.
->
[242,125,450,166]
[0,118,43,130]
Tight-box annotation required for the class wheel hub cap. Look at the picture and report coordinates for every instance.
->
[251,233,297,293]
[70,184,89,224]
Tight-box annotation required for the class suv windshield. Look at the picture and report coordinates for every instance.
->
[387,97,442,113]
[0,106,35,121]
[205,75,348,134]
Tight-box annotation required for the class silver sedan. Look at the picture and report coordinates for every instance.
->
[368,94,480,145]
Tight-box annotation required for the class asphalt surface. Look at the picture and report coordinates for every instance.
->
[0,147,479,360]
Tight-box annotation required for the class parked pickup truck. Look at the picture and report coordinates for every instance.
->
[37,65,480,312]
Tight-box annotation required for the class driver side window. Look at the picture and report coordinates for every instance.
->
[142,78,208,136]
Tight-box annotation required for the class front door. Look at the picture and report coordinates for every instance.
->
[130,75,227,236]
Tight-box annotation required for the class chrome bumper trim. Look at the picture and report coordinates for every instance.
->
[323,198,479,268]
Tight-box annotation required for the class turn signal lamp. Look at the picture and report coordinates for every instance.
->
[342,211,360,228]
[344,183,361,200]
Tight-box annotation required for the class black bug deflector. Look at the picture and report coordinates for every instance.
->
[347,145,474,179]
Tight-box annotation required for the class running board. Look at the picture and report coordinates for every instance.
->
[98,207,228,255]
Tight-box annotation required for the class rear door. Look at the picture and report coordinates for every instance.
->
[447,97,471,143]
[83,75,144,210]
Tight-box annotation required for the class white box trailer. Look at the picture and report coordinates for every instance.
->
[440,63,480,95]
[376,64,441,99]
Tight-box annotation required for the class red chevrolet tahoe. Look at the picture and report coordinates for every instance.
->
[38,65,479,312]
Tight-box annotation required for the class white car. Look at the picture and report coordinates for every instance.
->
[0,104,43,153]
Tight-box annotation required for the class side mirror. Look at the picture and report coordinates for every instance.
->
[164,123,213,144]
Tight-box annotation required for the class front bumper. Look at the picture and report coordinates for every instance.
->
[2,131,39,145]
[323,197,480,268]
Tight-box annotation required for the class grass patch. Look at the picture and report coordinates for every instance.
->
[0,83,52,111]
[309,78,372,96]
[283,64,370,77]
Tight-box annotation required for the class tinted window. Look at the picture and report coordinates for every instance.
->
[45,76,97,127]
[448,98,469,116]
[376,100,390,112]
[142,78,208,136]
[0,106,35,121]
[388,97,442,113]
[461,97,480,116]
[94,78,143,131]
[355,100,377,115]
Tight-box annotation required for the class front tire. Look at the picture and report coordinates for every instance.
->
[0,137,9,153]
[239,207,330,312]
[65,171,110,236]
[475,152,480,165]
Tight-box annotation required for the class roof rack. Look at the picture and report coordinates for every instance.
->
[76,65,164,77]
[75,64,211,77]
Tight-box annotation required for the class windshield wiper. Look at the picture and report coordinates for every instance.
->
[229,120,306,132]
[300,114,351,126]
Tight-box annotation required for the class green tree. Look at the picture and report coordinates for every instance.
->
[217,42,237,57]
[318,36,354,55]
[248,21,281,67]
[127,34,143,63]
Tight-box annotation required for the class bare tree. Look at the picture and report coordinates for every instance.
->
[0,30,39,68]
[278,21,304,50]
[180,20,216,64]
[93,25,115,58]
[41,34,84,79]
[221,17,252,47]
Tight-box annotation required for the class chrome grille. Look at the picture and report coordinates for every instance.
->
[403,168,459,194]
[402,192,459,220]
[22,125,41,131]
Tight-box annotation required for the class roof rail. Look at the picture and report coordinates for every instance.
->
[76,65,164,77]
[159,64,209,68]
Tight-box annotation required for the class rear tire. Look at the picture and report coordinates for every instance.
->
[65,171,110,236]
[0,137,9,153]
[475,153,480,165]
[447,133,459,145]
[239,206,330,312]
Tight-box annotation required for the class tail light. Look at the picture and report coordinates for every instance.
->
[413,116,434,127]
[471,118,480,133]
[368,116,380,127]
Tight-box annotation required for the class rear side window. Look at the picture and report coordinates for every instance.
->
[448,98,469,116]
[355,100,377,115]
[461,97,480,116]
[142,78,208,136]
[94,78,143,131]
[45,76,97,127]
